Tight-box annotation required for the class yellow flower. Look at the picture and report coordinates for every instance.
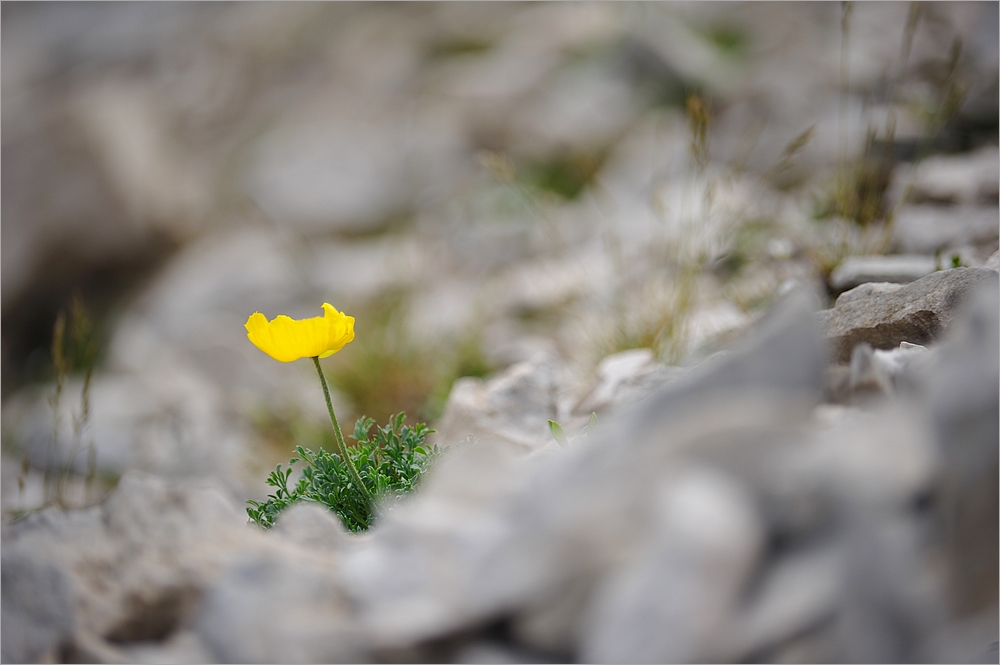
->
[245,303,355,362]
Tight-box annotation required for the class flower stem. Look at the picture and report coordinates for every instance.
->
[312,356,372,503]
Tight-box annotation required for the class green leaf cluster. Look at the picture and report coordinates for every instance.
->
[247,413,440,532]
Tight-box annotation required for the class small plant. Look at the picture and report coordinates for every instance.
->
[244,303,442,532]
[41,293,99,509]
[547,412,598,448]
[247,413,441,532]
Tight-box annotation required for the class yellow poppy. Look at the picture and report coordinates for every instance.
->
[245,303,355,362]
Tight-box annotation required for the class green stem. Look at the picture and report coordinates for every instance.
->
[312,356,372,503]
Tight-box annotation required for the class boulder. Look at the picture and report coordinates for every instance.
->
[432,352,564,451]
[829,254,938,291]
[892,205,999,255]
[895,145,1000,207]
[0,472,367,664]
[572,348,685,416]
[817,268,999,363]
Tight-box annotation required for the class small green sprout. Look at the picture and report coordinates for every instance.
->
[548,412,599,448]
[548,420,569,447]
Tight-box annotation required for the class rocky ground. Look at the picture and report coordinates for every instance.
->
[2,3,998,663]
[3,272,998,663]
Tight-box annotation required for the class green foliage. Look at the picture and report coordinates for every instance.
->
[247,413,441,532]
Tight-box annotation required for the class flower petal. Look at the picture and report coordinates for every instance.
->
[245,303,355,362]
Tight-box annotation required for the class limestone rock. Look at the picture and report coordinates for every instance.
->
[2,472,370,662]
[193,554,365,664]
[985,249,1000,272]
[830,254,938,291]
[580,467,766,663]
[572,348,685,416]
[1,550,77,663]
[892,205,1000,255]
[432,353,563,451]
[896,145,1000,207]
[269,502,353,552]
[817,268,999,363]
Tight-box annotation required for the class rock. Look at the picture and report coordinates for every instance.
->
[120,629,215,664]
[830,342,927,404]
[830,254,938,291]
[792,405,939,511]
[572,348,685,416]
[894,145,1000,206]
[194,554,366,663]
[269,502,352,552]
[1,551,77,663]
[682,301,752,355]
[247,119,419,236]
[432,352,564,451]
[2,363,263,500]
[580,467,766,663]
[4,279,999,663]
[817,268,999,363]
[506,58,637,159]
[1,473,275,659]
[730,545,843,659]
[986,249,1000,272]
[341,287,827,658]
[892,205,1000,255]
[918,279,1000,617]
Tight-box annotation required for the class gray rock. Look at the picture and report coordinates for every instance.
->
[572,348,685,416]
[4,277,998,663]
[1,473,279,659]
[432,352,563,451]
[580,467,765,663]
[194,554,366,663]
[730,545,843,659]
[985,249,1000,272]
[269,502,352,552]
[247,120,416,235]
[892,205,1000,255]
[834,341,929,404]
[895,145,1000,207]
[342,287,828,657]
[817,268,999,363]
[830,254,938,291]
[919,279,1000,618]
[1,551,77,663]
[120,630,215,664]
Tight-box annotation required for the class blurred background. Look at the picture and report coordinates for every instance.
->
[2,2,997,510]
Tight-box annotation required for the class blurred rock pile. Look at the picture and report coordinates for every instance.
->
[4,273,997,663]
[2,4,998,663]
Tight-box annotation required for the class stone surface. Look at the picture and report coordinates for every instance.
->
[892,205,1000,255]
[572,348,685,416]
[985,249,1000,272]
[895,145,1000,207]
[3,4,999,662]
[0,472,367,663]
[817,268,999,363]
[3,283,998,663]
[432,352,564,451]
[830,254,938,291]
[580,467,766,663]
[193,554,365,664]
